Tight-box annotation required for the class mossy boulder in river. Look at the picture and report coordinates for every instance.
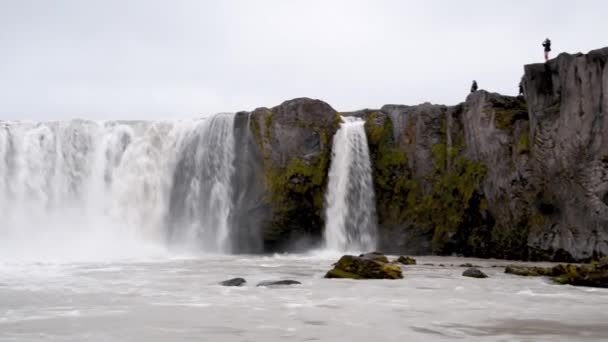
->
[462,268,488,278]
[506,262,608,288]
[504,264,558,277]
[552,264,608,288]
[395,256,417,265]
[325,254,403,279]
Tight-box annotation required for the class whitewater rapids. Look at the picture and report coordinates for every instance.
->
[0,255,607,341]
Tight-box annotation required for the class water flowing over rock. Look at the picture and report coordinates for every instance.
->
[324,117,377,253]
[167,113,236,253]
[2,47,607,261]
[0,114,239,259]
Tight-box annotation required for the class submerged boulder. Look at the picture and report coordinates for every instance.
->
[219,277,247,287]
[462,268,488,278]
[395,256,417,265]
[325,254,403,279]
[256,280,301,287]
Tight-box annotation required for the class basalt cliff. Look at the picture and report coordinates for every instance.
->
[232,47,608,262]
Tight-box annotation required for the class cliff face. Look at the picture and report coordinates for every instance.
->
[246,98,340,251]
[239,47,608,261]
[521,48,608,260]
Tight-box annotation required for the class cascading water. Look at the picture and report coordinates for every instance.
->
[324,116,377,253]
[0,113,237,261]
[167,113,236,254]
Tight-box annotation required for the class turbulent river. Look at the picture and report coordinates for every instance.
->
[1,255,607,342]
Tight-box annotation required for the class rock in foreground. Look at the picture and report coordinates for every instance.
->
[325,254,403,279]
[462,268,488,278]
[256,280,301,287]
[219,277,247,286]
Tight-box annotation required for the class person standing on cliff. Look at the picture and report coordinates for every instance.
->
[543,38,552,61]
[470,80,478,93]
[519,79,524,96]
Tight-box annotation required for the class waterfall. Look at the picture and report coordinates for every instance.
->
[167,113,236,253]
[0,114,236,261]
[324,117,377,253]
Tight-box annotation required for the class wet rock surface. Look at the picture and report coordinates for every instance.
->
[462,268,488,278]
[219,277,247,287]
[396,256,417,265]
[325,253,403,279]
[256,280,302,287]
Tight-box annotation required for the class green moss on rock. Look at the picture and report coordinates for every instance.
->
[365,112,411,225]
[407,143,487,254]
[491,97,527,130]
[516,132,530,154]
[250,100,340,250]
[325,254,403,279]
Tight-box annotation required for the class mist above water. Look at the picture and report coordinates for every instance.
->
[0,115,236,262]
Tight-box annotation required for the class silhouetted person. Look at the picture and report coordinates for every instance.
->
[518,80,524,96]
[470,80,478,93]
[543,38,551,61]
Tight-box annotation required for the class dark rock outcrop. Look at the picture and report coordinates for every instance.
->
[248,98,340,252]
[505,264,558,277]
[236,47,608,262]
[520,48,608,261]
[396,256,417,265]
[553,263,608,288]
[256,280,302,287]
[462,268,488,278]
[325,254,403,279]
[355,47,608,262]
[505,262,608,288]
[219,277,247,287]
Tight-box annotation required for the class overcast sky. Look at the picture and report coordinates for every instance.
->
[0,0,606,120]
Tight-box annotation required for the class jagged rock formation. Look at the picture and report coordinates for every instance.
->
[237,47,607,262]
[521,48,608,261]
[345,48,606,262]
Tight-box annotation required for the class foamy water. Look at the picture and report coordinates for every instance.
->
[1,255,606,342]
